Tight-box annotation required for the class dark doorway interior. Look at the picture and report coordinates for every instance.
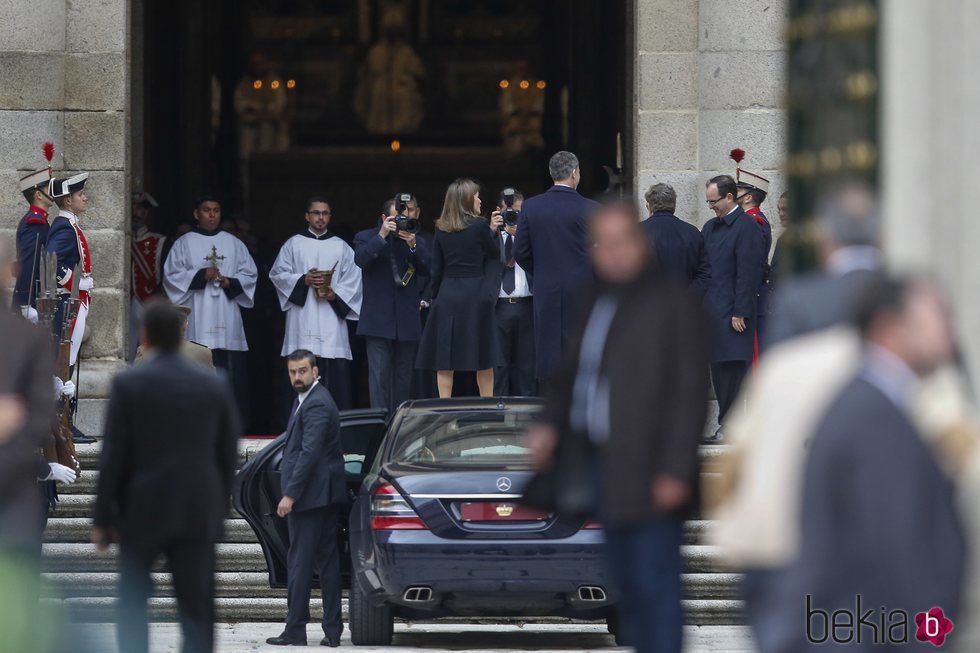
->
[138,0,632,432]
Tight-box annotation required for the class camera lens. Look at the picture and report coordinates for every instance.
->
[395,216,420,234]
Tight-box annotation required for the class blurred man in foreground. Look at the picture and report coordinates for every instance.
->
[94,303,240,653]
[777,277,965,652]
[524,203,709,653]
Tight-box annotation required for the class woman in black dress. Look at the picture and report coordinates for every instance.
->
[416,178,503,397]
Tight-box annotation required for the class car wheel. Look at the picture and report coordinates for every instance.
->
[607,610,626,646]
[349,576,394,646]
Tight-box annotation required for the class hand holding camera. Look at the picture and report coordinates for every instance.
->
[378,215,397,239]
[501,187,520,228]
[393,192,421,235]
[490,210,504,232]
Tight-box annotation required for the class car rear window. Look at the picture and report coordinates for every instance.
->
[389,408,539,467]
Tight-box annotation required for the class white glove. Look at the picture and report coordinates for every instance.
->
[41,462,77,485]
[61,380,76,398]
[53,377,64,400]
[21,306,38,324]
[78,276,95,292]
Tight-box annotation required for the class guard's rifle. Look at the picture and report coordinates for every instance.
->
[41,257,81,476]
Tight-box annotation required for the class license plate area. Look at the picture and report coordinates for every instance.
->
[458,501,550,522]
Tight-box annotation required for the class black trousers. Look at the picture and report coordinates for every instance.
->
[212,349,250,430]
[411,308,437,399]
[711,360,748,424]
[118,538,216,653]
[365,337,417,414]
[285,505,343,641]
[494,299,536,397]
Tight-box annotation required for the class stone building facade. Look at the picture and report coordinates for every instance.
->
[4,1,976,416]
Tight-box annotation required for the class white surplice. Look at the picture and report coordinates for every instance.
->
[163,229,258,351]
[269,231,362,359]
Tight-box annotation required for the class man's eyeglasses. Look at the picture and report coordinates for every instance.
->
[706,197,724,206]
[307,210,331,217]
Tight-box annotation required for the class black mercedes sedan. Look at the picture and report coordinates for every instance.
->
[234,398,616,646]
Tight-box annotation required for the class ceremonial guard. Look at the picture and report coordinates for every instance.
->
[163,195,258,425]
[701,174,767,441]
[731,148,773,356]
[45,170,96,443]
[270,197,362,410]
[130,191,168,361]
[13,143,56,318]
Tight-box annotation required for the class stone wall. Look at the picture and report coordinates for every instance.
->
[881,0,980,382]
[634,0,788,234]
[0,0,129,421]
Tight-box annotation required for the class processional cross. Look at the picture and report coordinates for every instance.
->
[204,245,226,287]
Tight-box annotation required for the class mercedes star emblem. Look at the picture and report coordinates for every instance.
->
[496,477,512,492]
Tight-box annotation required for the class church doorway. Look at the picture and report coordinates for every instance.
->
[134,0,633,432]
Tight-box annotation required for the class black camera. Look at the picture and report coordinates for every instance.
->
[393,193,420,234]
[501,188,520,227]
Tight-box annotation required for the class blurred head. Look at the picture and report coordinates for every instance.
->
[854,277,954,377]
[287,349,319,394]
[814,181,879,264]
[644,183,676,215]
[590,203,649,284]
[777,191,789,227]
[193,195,222,231]
[305,196,332,234]
[549,151,581,188]
[436,178,481,233]
[705,176,737,218]
[140,302,184,354]
[132,200,151,228]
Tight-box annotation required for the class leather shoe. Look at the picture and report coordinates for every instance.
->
[320,637,340,647]
[71,425,96,444]
[266,633,308,646]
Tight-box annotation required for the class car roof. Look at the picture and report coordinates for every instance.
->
[396,397,544,414]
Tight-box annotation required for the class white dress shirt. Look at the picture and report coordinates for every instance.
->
[297,378,320,406]
[499,231,531,298]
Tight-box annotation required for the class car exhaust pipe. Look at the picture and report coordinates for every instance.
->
[577,586,607,602]
[403,586,433,602]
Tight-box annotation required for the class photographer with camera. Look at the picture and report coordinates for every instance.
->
[354,194,430,413]
[492,188,536,396]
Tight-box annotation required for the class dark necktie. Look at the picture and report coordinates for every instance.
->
[503,234,516,295]
[290,397,299,418]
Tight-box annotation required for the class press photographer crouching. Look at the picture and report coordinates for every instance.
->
[354,194,431,413]
[493,188,536,396]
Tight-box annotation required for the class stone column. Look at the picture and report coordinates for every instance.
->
[0,0,130,433]
[634,0,788,231]
[881,0,980,381]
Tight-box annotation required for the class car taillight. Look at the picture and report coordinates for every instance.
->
[370,482,427,530]
[583,519,603,529]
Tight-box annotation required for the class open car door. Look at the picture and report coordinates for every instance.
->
[233,409,388,588]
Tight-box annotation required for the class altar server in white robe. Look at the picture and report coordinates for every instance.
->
[163,194,258,425]
[270,196,362,410]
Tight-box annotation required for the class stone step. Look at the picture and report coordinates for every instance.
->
[50,495,244,520]
[42,542,731,574]
[42,571,742,601]
[50,596,744,625]
[45,515,718,546]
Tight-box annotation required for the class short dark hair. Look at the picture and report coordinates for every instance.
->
[644,183,676,214]
[306,195,331,212]
[740,187,767,207]
[707,175,737,201]
[142,303,184,352]
[22,188,41,205]
[382,199,395,215]
[852,276,909,339]
[287,349,317,369]
[548,151,579,182]
[193,193,221,210]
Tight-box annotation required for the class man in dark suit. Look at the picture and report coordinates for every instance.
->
[93,303,240,653]
[525,203,709,653]
[701,175,767,440]
[640,182,710,296]
[354,197,430,413]
[766,182,881,348]
[771,277,966,652]
[492,189,536,396]
[514,151,598,387]
[267,349,346,647]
